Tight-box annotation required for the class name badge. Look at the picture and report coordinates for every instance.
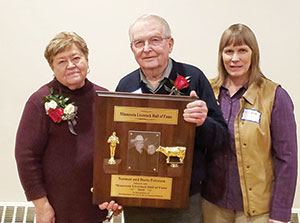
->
[241,108,261,124]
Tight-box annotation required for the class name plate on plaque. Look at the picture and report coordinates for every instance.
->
[93,92,196,209]
[110,175,172,200]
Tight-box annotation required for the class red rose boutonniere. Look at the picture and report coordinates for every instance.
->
[44,88,78,135]
[166,75,191,95]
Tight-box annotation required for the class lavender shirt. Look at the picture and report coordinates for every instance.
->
[217,85,297,222]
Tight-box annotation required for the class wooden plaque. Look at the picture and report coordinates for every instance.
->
[93,92,196,209]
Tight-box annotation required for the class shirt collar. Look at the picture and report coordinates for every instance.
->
[139,58,173,93]
[220,81,262,106]
[220,82,248,99]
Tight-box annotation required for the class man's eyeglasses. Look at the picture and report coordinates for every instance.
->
[131,36,170,49]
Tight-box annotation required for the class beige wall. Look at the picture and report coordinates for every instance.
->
[1,0,299,208]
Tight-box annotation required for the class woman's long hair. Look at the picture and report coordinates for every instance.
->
[212,23,265,88]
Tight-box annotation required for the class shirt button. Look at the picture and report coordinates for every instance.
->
[246,165,250,169]
[243,143,247,147]
[252,210,255,214]
[249,188,252,191]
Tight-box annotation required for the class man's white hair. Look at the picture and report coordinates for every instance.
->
[129,14,172,41]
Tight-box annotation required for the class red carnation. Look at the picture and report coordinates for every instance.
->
[174,75,189,90]
[48,108,64,123]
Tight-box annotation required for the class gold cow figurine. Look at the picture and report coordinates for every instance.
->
[156,146,186,168]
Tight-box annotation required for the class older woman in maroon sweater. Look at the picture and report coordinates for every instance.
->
[15,32,121,223]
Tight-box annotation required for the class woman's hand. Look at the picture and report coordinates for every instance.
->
[99,200,123,220]
[91,188,123,218]
[183,91,208,126]
[33,197,55,223]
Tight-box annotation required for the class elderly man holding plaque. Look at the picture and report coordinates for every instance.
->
[116,14,229,223]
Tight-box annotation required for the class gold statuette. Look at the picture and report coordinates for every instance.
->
[107,132,120,165]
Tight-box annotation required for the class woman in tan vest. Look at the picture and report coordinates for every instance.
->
[201,24,297,223]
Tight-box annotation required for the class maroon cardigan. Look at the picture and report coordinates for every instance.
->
[15,79,108,223]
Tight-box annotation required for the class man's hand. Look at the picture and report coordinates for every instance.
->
[183,90,208,126]
[33,197,55,223]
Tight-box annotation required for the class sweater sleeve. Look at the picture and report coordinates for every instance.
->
[194,73,229,151]
[15,95,49,201]
[269,86,298,222]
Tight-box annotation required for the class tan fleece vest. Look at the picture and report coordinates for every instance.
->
[210,78,279,216]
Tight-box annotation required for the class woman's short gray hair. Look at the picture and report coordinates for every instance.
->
[44,32,89,68]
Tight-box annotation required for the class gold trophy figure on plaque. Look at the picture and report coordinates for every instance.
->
[107,132,119,165]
